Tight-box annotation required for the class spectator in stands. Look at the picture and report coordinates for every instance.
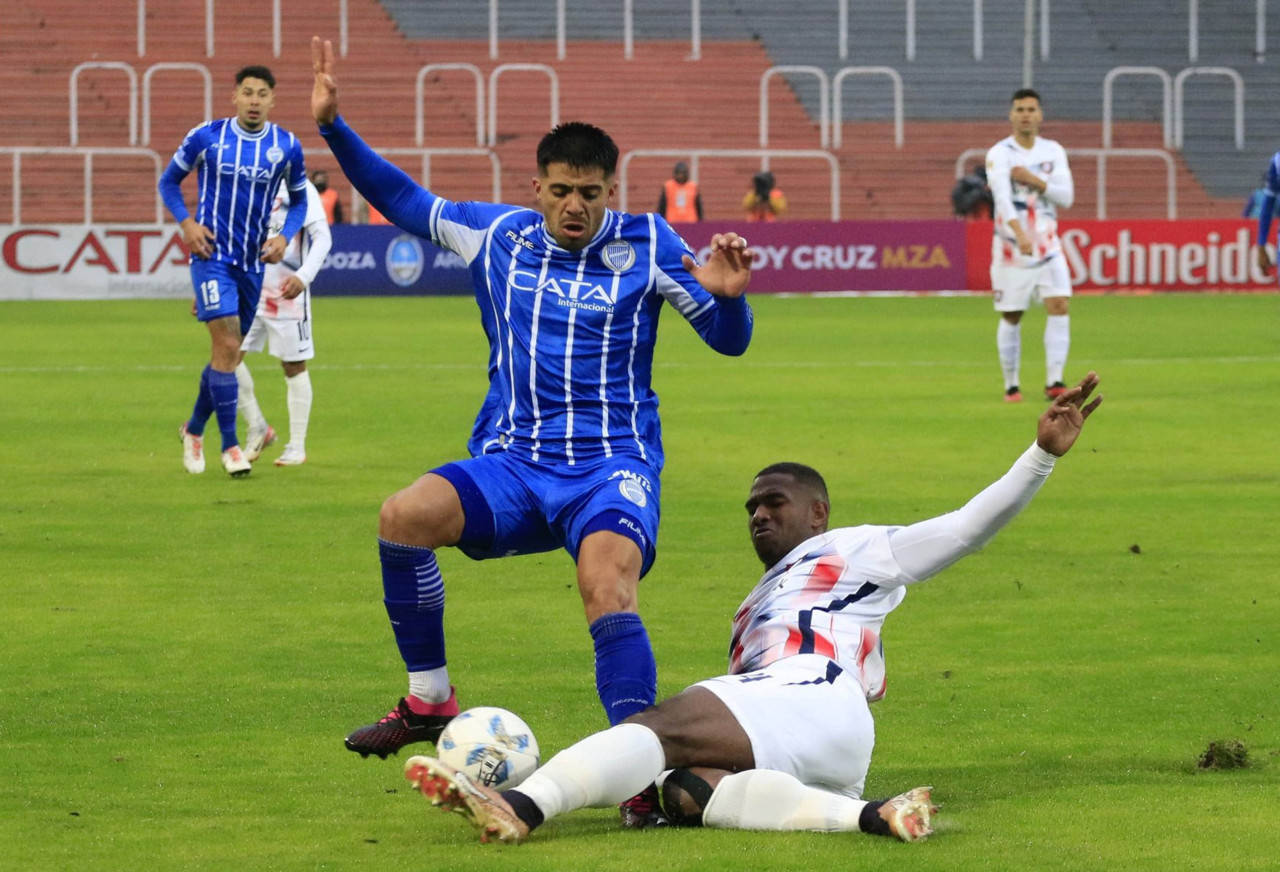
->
[951,163,993,220]
[312,169,343,224]
[657,161,703,223]
[742,171,787,222]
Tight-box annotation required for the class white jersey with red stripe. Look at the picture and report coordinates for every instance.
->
[260,179,330,321]
[728,526,908,703]
[986,135,1073,268]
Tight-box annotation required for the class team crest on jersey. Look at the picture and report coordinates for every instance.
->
[601,241,635,273]
[1038,161,1054,173]
[266,146,284,164]
[386,234,425,287]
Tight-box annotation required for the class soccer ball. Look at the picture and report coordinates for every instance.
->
[437,706,540,791]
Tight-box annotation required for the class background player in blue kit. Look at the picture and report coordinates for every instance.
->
[311,37,755,826]
[160,65,308,477]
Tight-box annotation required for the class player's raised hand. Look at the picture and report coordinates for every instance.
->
[1036,371,1102,457]
[682,232,755,299]
[311,36,338,125]
[260,234,287,264]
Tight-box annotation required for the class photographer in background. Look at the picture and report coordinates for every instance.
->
[743,171,787,222]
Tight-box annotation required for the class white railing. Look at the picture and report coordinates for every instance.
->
[416,64,485,147]
[955,146,1178,220]
[760,67,830,149]
[1,147,165,224]
[1173,67,1244,150]
[1102,66,1173,149]
[70,63,139,147]
[142,63,212,146]
[831,67,904,149]
[136,0,349,57]
[489,0,702,60]
[487,64,559,148]
[619,148,842,220]
[304,147,503,206]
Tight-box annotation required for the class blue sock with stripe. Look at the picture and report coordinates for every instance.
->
[589,612,657,726]
[186,364,215,437]
[380,539,447,671]
[206,367,240,451]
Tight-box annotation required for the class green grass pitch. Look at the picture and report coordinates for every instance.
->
[1,292,1276,871]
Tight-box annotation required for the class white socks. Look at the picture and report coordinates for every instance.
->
[997,319,1022,390]
[702,769,867,832]
[515,723,665,819]
[408,668,452,704]
[235,362,268,433]
[285,370,313,450]
[1044,314,1070,386]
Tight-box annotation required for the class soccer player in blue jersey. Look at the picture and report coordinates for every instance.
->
[159,65,308,477]
[1254,151,1280,278]
[311,38,755,826]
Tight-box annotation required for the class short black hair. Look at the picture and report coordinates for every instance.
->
[236,65,276,89]
[754,462,829,505]
[1012,87,1041,104]
[536,122,619,176]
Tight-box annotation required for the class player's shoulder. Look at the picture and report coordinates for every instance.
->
[1038,136,1068,155]
[986,136,1016,160]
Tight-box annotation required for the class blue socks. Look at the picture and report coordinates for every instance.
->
[206,367,239,451]
[589,612,657,726]
[187,365,215,437]
[380,539,447,671]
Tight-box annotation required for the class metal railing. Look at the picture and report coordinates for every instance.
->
[141,63,212,146]
[70,62,138,146]
[416,64,485,147]
[487,64,559,148]
[304,147,503,206]
[619,148,842,220]
[1,147,165,224]
[760,67,830,149]
[1173,66,1244,150]
[1103,66,1173,149]
[831,67,904,149]
[955,146,1178,220]
[136,0,349,57]
[488,0,702,61]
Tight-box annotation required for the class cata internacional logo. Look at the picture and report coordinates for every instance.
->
[386,234,425,287]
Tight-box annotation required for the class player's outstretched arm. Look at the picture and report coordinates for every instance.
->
[681,232,754,299]
[311,36,338,126]
[1035,371,1102,457]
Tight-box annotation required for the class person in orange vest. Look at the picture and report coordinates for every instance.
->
[742,171,787,222]
[657,161,703,223]
[311,169,343,223]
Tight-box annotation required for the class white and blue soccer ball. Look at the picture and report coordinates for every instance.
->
[437,706,540,791]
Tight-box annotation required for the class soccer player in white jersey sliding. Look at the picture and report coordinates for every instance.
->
[160,65,308,476]
[236,176,332,467]
[402,372,1104,844]
[986,88,1075,403]
[310,38,755,826]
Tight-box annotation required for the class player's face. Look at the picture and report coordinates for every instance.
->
[745,473,829,567]
[1009,97,1042,139]
[534,163,617,251]
[233,77,275,131]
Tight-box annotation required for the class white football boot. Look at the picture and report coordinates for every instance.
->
[243,425,276,462]
[274,444,306,466]
[221,445,251,477]
[180,424,205,474]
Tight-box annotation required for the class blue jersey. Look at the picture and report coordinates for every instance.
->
[159,118,307,274]
[320,115,752,472]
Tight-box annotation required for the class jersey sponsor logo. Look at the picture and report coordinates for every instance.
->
[266,146,284,164]
[222,163,275,182]
[601,240,635,273]
[504,229,536,251]
[385,234,425,286]
[508,270,618,307]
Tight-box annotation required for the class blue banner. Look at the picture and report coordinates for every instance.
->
[310,225,473,296]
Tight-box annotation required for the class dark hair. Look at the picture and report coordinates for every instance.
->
[236,65,276,89]
[754,462,829,504]
[1011,87,1041,104]
[752,171,775,200]
[536,122,619,175]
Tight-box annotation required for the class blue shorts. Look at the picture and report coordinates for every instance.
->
[433,452,662,577]
[190,259,263,335]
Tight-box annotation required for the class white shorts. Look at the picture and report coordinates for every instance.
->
[241,313,315,362]
[991,255,1072,312]
[695,654,875,799]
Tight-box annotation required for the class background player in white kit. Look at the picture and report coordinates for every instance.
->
[236,177,332,466]
[986,88,1075,403]
[402,372,1104,845]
